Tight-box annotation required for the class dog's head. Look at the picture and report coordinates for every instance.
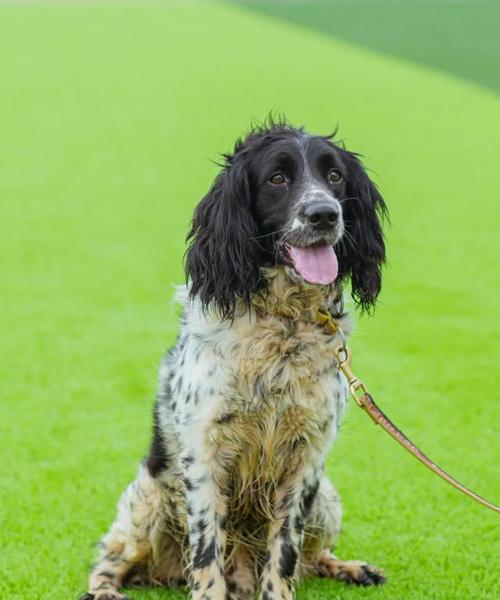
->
[186,122,387,319]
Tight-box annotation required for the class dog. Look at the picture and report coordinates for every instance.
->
[80,121,387,600]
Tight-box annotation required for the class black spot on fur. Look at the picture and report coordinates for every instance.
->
[301,480,320,518]
[197,518,207,532]
[216,413,234,424]
[193,536,216,570]
[184,477,194,491]
[294,515,304,533]
[279,540,298,579]
[146,404,170,477]
[182,455,195,467]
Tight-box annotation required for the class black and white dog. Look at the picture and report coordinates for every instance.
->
[81,122,387,600]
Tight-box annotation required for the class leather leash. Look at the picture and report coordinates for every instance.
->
[316,309,500,514]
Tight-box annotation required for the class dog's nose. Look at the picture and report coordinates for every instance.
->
[304,202,339,229]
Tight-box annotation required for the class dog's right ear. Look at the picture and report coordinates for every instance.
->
[185,160,263,320]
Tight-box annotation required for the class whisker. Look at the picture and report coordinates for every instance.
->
[250,226,291,241]
[276,226,294,243]
[274,242,281,268]
[337,237,348,256]
[343,229,358,248]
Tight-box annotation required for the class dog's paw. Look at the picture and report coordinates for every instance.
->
[336,561,385,586]
[79,592,131,600]
[315,553,386,586]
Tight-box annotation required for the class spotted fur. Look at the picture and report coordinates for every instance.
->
[80,122,387,599]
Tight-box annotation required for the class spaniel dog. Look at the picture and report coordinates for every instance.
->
[81,122,387,600]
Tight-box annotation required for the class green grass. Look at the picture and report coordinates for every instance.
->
[0,2,499,599]
[240,0,500,93]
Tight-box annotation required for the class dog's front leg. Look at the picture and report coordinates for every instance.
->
[260,467,321,600]
[182,446,227,600]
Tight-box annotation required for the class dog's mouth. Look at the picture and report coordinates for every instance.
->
[280,241,339,285]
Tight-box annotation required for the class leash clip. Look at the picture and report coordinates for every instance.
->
[316,311,371,410]
[334,340,370,409]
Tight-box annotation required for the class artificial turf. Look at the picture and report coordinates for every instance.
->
[0,2,499,599]
[242,0,500,94]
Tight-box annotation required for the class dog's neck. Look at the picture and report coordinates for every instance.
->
[251,266,343,323]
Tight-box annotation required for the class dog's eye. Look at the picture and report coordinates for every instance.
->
[327,169,342,184]
[269,172,286,185]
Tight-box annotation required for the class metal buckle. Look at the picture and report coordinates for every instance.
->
[315,311,370,409]
[316,309,341,336]
[334,338,369,408]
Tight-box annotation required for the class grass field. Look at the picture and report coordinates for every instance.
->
[0,1,499,599]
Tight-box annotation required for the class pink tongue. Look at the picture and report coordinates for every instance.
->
[288,246,338,285]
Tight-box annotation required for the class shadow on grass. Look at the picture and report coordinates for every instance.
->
[232,0,500,93]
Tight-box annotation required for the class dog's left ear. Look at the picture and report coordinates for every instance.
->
[339,153,387,312]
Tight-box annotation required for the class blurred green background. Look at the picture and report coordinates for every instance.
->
[0,1,499,599]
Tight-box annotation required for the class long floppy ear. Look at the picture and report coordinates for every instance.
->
[185,160,264,319]
[339,153,387,313]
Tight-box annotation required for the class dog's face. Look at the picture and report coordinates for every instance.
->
[186,124,387,319]
[250,133,349,286]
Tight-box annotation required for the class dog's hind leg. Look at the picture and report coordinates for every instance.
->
[80,465,179,600]
[300,476,385,587]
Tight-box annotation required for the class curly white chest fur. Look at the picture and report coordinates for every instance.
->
[160,276,350,518]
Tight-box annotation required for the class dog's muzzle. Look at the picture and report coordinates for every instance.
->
[295,191,344,243]
[302,201,340,231]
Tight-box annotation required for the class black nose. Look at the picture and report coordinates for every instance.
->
[304,202,339,229]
